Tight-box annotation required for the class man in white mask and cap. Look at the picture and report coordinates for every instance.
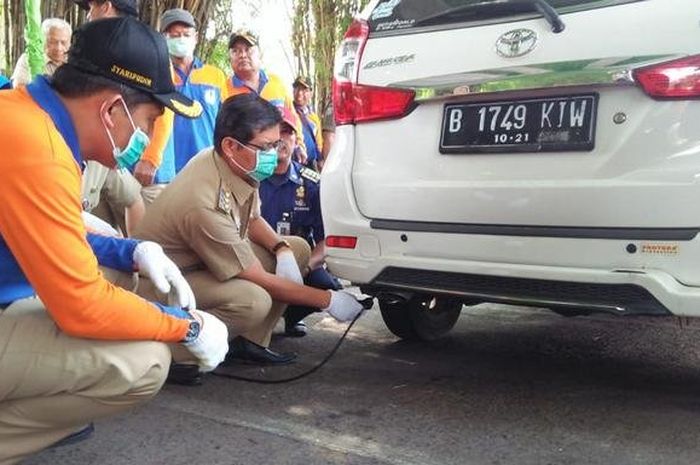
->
[145,8,229,202]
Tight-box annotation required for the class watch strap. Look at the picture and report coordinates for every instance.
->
[271,239,291,254]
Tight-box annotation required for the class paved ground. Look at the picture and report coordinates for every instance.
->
[25,303,700,465]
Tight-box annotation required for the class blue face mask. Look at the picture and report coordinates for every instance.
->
[229,138,279,182]
[102,97,150,170]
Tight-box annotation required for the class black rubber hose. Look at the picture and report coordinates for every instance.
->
[211,297,374,384]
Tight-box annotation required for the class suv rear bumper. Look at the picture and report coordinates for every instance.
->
[327,252,700,317]
[367,267,670,316]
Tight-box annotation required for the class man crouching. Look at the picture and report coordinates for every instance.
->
[135,93,363,379]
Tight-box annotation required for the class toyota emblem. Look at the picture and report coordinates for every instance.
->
[495,28,538,58]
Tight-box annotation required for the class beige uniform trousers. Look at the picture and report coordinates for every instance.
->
[138,236,310,353]
[0,298,171,465]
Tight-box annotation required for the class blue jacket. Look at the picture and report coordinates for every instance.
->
[154,59,228,183]
[259,161,324,246]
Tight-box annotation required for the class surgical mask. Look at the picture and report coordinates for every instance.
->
[166,36,196,58]
[102,97,150,170]
[229,138,279,182]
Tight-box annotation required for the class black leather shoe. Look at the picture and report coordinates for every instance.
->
[50,423,94,449]
[285,319,307,337]
[225,337,296,366]
[166,363,202,386]
[284,306,318,338]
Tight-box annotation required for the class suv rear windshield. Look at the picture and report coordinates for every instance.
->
[368,0,645,34]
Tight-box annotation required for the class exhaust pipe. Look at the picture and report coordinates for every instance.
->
[376,290,414,306]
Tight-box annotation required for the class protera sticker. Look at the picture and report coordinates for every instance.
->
[640,243,679,255]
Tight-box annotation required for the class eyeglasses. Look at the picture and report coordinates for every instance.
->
[230,46,255,57]
[246,139,285,152]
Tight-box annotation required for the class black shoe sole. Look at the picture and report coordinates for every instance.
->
[166,364,203,386]
[223,355,297,366]
[283,328,308,338]
[50,423,95,449]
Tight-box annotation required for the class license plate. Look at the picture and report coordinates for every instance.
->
[439,94,598,154]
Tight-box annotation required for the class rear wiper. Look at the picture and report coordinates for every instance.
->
[529,0,566,33]
[413,0,565,34]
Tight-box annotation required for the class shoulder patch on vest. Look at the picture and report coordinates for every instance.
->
[299,167,320,184]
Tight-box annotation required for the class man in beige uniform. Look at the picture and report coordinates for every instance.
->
[135,93,364,371]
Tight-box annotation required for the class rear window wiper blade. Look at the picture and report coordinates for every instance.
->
[529,0,566,33]
[412,0,565,33]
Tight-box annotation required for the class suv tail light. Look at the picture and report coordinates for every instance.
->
[326,235,358,249]
[333,18,416,125]
[634,55,700,99]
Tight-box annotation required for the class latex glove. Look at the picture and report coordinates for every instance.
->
[184,310,229,372]
[323,290,364,322]
[276,249,303,284]
[133,241,196,310]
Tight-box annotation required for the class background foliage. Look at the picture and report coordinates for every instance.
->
[1,0,219,75]
[1,0,370,116]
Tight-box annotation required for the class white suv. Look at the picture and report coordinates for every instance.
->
[322,0,700,340]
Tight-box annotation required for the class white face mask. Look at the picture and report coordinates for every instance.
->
[166,36,196,58]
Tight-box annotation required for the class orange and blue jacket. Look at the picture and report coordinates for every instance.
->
[140,109,174,170]
[154,58,228,183]
[295,104,324,165]
[0,77,189,342]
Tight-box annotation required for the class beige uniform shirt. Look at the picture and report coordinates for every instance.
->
[80,161,142,212]
[134,148,261,281]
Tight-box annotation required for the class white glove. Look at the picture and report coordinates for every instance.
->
[323,290,364,322]
[275,250,303,284]
[183,310,229,372]
[133,241,196,310]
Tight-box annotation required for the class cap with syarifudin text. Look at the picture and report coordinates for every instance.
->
[73,0,138,17]
[68,16,202,118]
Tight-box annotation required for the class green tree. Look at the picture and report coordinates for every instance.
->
[292,0,369,113]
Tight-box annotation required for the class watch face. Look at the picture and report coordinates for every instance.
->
[186,319,201,342]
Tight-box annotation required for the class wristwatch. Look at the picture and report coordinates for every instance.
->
[271,239,291,254]
[182,318,201,343]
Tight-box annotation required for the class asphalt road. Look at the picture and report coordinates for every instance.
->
[25,303,700,465]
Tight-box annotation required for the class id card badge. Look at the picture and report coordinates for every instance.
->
[276,220,291,236]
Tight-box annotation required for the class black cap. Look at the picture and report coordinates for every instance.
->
[68,16,202,118]
[293,76,312,89]
[160,8,196,32]
[74,0,138,17]
[228,29,258,49]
